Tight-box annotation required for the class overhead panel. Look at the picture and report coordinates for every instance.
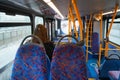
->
[7,0,56,17]
[1,0,120,18]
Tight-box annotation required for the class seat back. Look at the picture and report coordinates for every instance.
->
[50,43,87,80]
[91,32,99,53]
[11,35,50,80]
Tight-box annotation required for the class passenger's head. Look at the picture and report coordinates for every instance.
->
[32,24,49,43]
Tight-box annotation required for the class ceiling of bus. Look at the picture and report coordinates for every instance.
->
[0,0,120,19]
[52,0,120,18]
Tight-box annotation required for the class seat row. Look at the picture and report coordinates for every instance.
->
[11,35,87,80]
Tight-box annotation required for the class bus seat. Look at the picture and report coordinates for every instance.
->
[108,44,117,52]
[91,32,99,54]
[99,59,120,80]
[108,71,120,80]
[11,35,50,80]
[50,43,87,80]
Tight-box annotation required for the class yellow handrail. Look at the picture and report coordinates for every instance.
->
[72,0,83,41]
[69,6,78,39]
[68,12,72,42]
[105,4,118,57]
[90,20,93,47]
[86,15,92,62]
[98,12,103,67]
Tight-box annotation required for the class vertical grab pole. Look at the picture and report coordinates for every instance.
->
[69,7,78,39]
[72,0,83,41]
[68,12,72,42]
[105,4,118,57]
[98,12,103,67]
[73,20,78,39]
[86,25,89,62]
[90,19,93,47]
[86,15,92,62]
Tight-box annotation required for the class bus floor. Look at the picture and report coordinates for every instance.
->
[87,54,99,80]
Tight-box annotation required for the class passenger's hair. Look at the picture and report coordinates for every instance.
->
[32,24,49,43]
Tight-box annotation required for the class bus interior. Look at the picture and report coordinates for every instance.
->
[0,0,120,80]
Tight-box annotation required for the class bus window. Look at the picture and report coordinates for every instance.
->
[0,12,31,70]
[109,18,120,45]
[0,12,30,23]
[61,20,79,35]
[61,20,69,34]
[35,16,43,27]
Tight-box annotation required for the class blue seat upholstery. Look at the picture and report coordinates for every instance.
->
[91,32,99,53]
[99,59,120,79]
[50,43,87,80]
[11,43,50,80]
[108,44,117,52]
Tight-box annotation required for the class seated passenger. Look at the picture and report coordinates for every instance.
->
[32,24,54,61]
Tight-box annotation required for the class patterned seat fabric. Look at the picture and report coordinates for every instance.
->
[11,43,50,80]
[91,32,99,53]
[50,43,87,80]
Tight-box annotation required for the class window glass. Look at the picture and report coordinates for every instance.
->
[61,20,68,34]
[55,20,57,30]
[109,18,120,22]
[0,12,31,70]
[61,20,79,34]
[35,16,43,27]
[104,20,107,38]
[109,22,120,45]
[0,26,31,46]
[0,12,30,22]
